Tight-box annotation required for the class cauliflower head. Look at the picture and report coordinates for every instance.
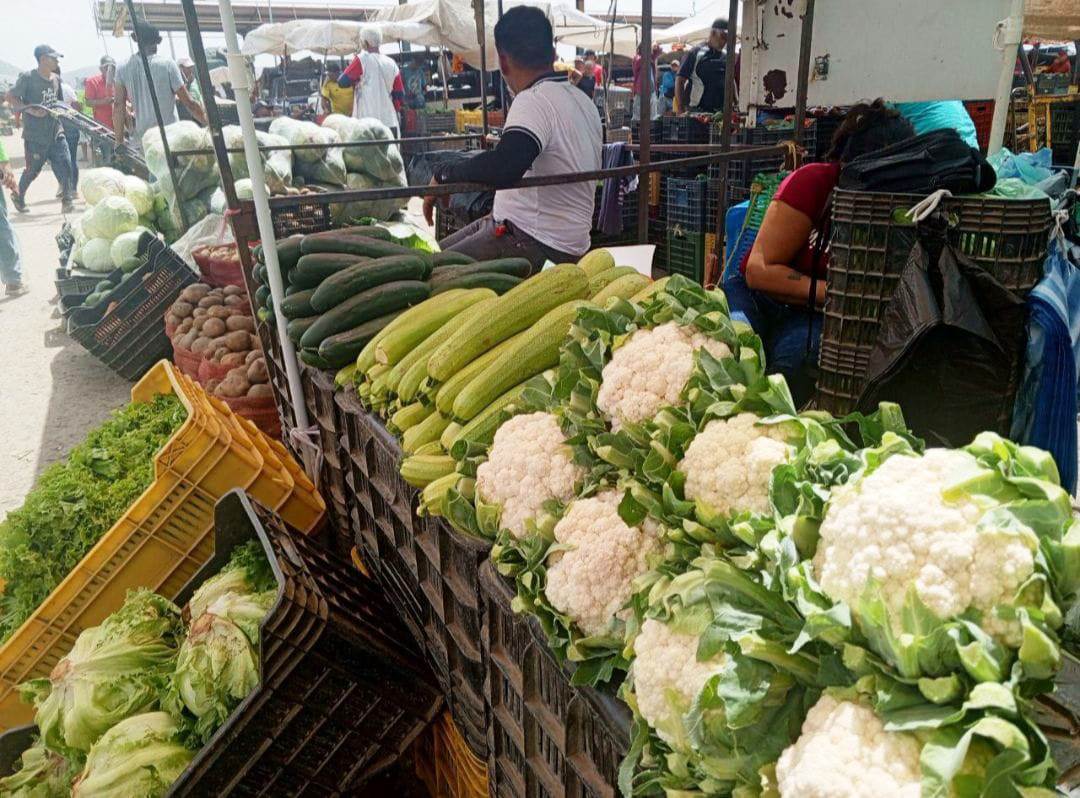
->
[632,618,726,745]
[775,693,922,798]
[476,412,587,539]
[812,449,1036,643]
[545,490,661,636]
[678,413,792,517]
[597,322,731,429]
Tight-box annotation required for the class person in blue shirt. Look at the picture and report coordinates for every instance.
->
[659,59,678,114]
[893,100,978,149]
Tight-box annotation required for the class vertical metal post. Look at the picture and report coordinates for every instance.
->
[497,0,507,112]
[708,0,739,285]
[988,0,1024,155]
[180,0,239,209]
[123,0,189,230]
[792,0,815,146]
[475,0,489,137]
[635,0,652,247]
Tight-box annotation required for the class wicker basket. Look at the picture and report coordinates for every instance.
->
[815,189,1052,416]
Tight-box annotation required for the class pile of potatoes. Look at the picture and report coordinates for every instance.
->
[206,351,274,400]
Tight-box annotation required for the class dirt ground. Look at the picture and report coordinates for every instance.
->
[0,133,131,518]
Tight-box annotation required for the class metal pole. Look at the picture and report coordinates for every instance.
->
[474,0,489,137]
[708,0,739,285]
[124,0,189,230]
[635,0,652,247]
[792,0,815,146]
[180,0,239,208]
[497,0,507,112]
[988,0,1024,154]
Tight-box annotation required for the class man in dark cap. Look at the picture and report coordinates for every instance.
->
[5,44,75,213]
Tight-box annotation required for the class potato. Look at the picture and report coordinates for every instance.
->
[249,333,261,350]
[225,315,255,333]
[178,318,194,334]
[212,346,230,362]
[179,330,199,349]
[247,358,269,384]
[197,295,223,309]
[221,352,247,369]
[205,378,221,393]
[201,317,227,338]
[217,373,250,398]
[245,350,262,365]
[170,301,194,319]
[192,307,208,319]
[223,294,247,308]
[190,337,213,355]
[191,316,207,332]
[179,284,210,303]
[208,305,232,320]
[223,284,245,297]
[247,383,274,399]
[224,330,251,352]
[165,313,182,329]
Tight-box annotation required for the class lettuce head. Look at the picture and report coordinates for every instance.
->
[0,743,78,798]
[71,712,193,798]
[187,541,276,621]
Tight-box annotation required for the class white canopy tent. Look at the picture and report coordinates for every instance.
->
[653,0,737,45]
[557,23,640,57]
[241,19,308,56]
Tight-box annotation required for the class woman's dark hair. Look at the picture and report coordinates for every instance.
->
[827,99,914,163]
[494,7,554,71]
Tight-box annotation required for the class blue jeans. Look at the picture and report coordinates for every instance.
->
[19,135,74,202]
[0,190,23,286]
[724,269,823,406]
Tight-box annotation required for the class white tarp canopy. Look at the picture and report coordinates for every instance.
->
[241,20,308,56]
[557,23,640,57]
[654,0,737,45]
[284,19,366,55]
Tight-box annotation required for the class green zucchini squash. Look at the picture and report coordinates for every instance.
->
[430,272,522,295]
[300,280,431,350]
[588,265,640,296]
[317,310,403,368]
[374,288,494,366]
[290,253,369,289]
[280,288,317,319]
[592,273,652,305]
[311,254,430,312]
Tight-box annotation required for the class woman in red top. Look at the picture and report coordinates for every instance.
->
[725,100,914,404]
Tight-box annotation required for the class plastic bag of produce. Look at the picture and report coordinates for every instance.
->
[269,116,346,186]
[110,228,152,272]
[208,178,267,215]
[222,125,293,194]
[322,114,406,183]
[122,174,154,216]
[80,238,116,272]
[80,167,126,205]
[142,120,219,199]
[82,195,139,241]
[331,171,407,223]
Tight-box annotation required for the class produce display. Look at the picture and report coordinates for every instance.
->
[0,396,187,643]
[70,169,159,271]
[0,542,276,797]
[289,242,1080,796]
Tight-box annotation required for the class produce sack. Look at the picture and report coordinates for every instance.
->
[142,121,220,200]
[839,128,997,195]
[322,114,406,183]
[222,125,293,193]
[331,171,408,224]
[269,116,346,187]
[855,214,1026,446]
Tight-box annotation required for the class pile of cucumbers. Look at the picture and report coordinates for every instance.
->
[250,225,532,370]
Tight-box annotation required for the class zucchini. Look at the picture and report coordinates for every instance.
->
[453,300,591,421]
[300,233,428,263]
[375,288,494,366]
[439,421,463,451]
[301,281,430,350]
[311,254,431,312]
[299,348,334,369]
[414,441,445,456]
[396,354,436,406]
[291,253,369,289]
[255,284,270,308]
[588,266,640,296]
[630,275,670,303]
[434,330,524,416]
[286,316,319,345]
[280,288,317,319]
[307,224,392,241]
[402,411,452,455]
[592,273,652,305]
[577,248,615,278]
[318,310,403,368]
[390,402,433,435]
[450,381,531,448]
[427,264,589,383]
[400,454,456,488]
[432,250,475,267]
[430,272,522,295]
[418,471,462,517]
[335,364,357,388]
[429,256,532,282]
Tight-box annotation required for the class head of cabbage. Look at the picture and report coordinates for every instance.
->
[110,228,152,272]
[80,168,127,206]
[222,126,293,194]
[324,115,406,184]
[142,121,219,199]
[122,175,154,216]
[21,590,184,754]
[82,196,139,241]
[187,540,276,622]
[331,172,407,223]
[71,712,193,798]
[79,238,116,273]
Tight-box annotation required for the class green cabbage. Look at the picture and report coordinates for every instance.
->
[21,590,183,754]
[109,229,150,272]
[141,121,218,200]
[0,743,78,798]
[121,176,153,216]
[72,712,193,798]
[187,540,275,621]
[222,126,293,194]
[331,172,407,223]
[79,238,115,273]
[271,116,346,186]
[322,114,406,183]
[80,168,126,206]
[81,197,138,241]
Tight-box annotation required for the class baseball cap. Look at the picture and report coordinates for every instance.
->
[100,55,115,66]
[178,57,194,68]
[33,45,63,61]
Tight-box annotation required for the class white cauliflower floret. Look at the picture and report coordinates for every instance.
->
[776,693,922,798]
[678,413,792,516]
[632,618,726,745]
[545,490,661,636]
[476,412,586,539]
[596,322,731,429]
[812,449,1035,642]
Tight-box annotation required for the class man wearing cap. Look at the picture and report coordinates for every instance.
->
[114,22,206,153]
[5,44,75,213]
[338,27,403,136]
[84,56,117,130]
[675,18,729,114]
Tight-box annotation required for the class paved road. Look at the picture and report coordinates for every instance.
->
[0,133,131,519]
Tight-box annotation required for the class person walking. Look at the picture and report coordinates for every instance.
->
[0,141,26,295]
[5,44,75,214]
[339,27,402,136]
[675,18,729,114]
[113,22,206,152]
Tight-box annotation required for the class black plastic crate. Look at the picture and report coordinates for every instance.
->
[666,228,706,283]
[416,111,457,135]
[630,118,663,144]
[435,205,471,242]
[55,268,103,300]
[0,491,443,796]
[1050,100,1080,166]
[341,409,491,760]
[662,114,711,144]
[666,176,708,231]
[67,235,196,380]
[481,562,631,798]
[300,365,351,555]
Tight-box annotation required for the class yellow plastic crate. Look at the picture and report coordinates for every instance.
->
[266,437,326,533]
[455,109,483,132]
[414,712,488,798]
[0,361,322,727]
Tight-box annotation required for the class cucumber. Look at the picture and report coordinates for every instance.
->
[254,263,268,284]
[317,310,403,368]
[308,225,392,241]
[300,281,431,349]
[430,272,523,295]
[432,250,476,267]
[253,243,264,265]
[274,236,304,273]
[290,253,369,289]
[280,288,317,319]
[300,234,428,263]
[286,316,319,344]
[429,256,532,284]
[299,348,334,369]
[311,254,431,312]
[285,284,302,296]
[255,285,270,308]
